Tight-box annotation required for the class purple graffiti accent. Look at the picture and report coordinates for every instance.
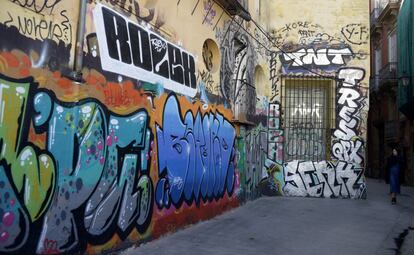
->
[33,91,153,253]
[155,94,236,208]
[203,0,217,25]
[2,212,14,227]
[0,165,29,252]
[0,232,9,243]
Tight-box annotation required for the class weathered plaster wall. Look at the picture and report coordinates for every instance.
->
[263,0,370,198]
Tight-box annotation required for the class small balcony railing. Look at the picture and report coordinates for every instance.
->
[379,62,398,81]
[370,8,380,26]
[377,0,401,21]
[214,0,251,20]
[379,0,401,13]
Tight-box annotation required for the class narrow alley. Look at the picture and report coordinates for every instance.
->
[124,179,414,255]
[2,0,414,254]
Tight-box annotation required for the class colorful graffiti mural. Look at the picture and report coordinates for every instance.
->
[0,0,370,254]
[0,74,154,253]
[0,59,240,253]
[0,12,240,252]
[155,94,236,208]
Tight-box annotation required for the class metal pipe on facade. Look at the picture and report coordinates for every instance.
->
[70,0,88,83]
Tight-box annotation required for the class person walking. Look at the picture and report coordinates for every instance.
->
[386,148,404,204]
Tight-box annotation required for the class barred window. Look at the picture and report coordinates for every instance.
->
[282,77,335,162]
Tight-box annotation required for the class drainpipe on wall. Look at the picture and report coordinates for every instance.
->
[69,0,88,83]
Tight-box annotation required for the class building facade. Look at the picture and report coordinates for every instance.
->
[264,0,370,198]
[0,0,369,254]
[368,0,414,185]
[397,0,414,185]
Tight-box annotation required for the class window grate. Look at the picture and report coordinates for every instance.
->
[282,77,335,162]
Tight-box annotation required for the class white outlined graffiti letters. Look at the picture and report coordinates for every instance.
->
[94,4,197,97]
[332,68,366,164]
[283,160,365,198]
[281,47,353,70]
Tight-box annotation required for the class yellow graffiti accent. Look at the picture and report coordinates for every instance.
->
[0,55,7,73]
[12,147,56,220]
[0,77,56,221]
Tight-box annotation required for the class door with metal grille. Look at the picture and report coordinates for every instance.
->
[283,78,334,162]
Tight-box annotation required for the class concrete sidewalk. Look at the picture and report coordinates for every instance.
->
[123,179,414,255]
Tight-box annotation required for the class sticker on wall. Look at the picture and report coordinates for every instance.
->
[94,4,197,97]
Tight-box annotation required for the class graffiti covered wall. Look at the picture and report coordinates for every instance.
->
[0,0,369,254]
[264,0,370,199]
[0,0,254,253]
